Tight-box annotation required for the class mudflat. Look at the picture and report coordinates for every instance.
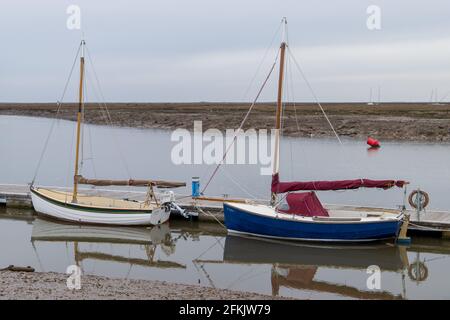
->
[0,271,281,300]
[1,102,449,142]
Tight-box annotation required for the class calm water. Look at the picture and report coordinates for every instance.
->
[1,115,450,299]
[1,115,450,209]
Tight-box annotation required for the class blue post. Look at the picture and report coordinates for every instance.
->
[192,177,200,198]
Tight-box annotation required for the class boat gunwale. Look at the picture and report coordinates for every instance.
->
[224,202,403,225]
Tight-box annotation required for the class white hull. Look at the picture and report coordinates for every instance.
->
[31,218,171,244]
[31,190,170,226]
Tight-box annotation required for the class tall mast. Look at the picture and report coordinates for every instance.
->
[73,40,85,202]
[271,19,287,205]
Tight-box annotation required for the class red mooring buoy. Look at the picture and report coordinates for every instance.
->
[367,137,380,148]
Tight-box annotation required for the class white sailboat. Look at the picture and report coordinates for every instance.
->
[30,40,185,226]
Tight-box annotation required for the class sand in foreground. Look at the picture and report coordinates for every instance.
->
[0,271,281,300]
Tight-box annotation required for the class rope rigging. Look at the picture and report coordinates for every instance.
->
[32,39,134,189]
[201,49,281,195]
[240,18,284,102]
[201,18,343,197]
[31,43,82,185]
[285,24,300,132]
[85,45,132,179]
[286,45,343,145]
[195,18,286,189]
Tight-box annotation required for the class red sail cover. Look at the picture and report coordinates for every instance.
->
[271,173,406,194]
[278,192,329,217]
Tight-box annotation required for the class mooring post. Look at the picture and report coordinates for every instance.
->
[397,185,412,245]
[416,187,422,222]
[397,213,411,245]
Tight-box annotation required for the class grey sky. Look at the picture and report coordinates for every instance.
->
[1,0,450,102]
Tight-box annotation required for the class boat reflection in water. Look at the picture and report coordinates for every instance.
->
[223,235,409,299]
[26,216,444,299]
[31,218,185,270]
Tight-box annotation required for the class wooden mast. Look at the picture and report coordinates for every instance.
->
[271,38,287,206]
[73,40,85,203]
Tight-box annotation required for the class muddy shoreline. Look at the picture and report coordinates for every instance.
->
[0,270,281,300]
[1,102,450,142]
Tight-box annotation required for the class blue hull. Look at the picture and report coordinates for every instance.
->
[223,204,402,242]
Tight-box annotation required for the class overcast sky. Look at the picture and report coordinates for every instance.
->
[1,0,450,102]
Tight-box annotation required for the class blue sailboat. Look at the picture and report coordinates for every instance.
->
[223,21,408,242]
[224,200,404,242]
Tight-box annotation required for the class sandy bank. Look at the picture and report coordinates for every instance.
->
[1,102,449,142]
[0,270,280,300]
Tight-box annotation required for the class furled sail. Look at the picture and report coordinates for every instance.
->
[271,173,406,194]
[75,175,186,188]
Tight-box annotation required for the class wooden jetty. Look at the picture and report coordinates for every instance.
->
[1,184,450,238]
[0,184,32,208]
